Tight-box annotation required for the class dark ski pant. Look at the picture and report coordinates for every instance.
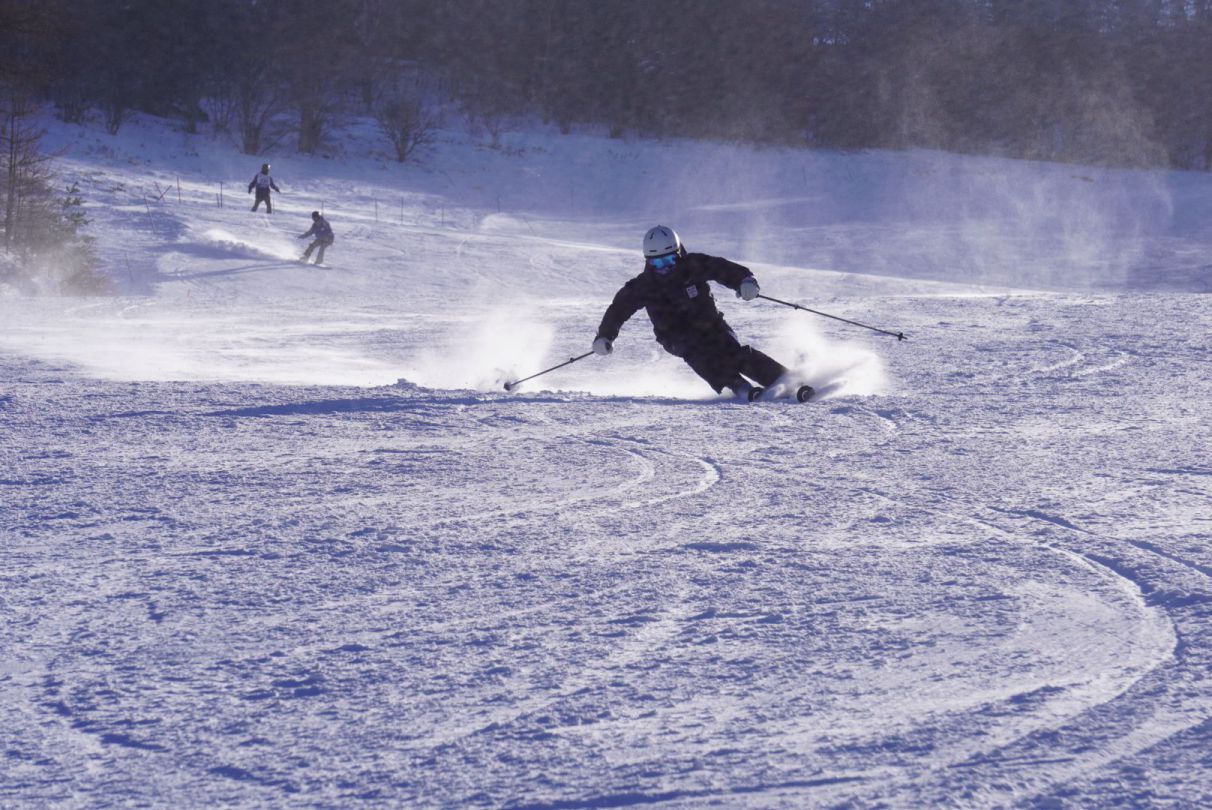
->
[252,188,273,213]
[302,237,332,264]
[664,324,787,393]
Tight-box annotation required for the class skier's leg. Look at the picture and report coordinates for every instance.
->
[302,242,314,260]
[658,325,748,394]
[680,350,739,393]
[738,346,789,387]
[679,329,748,394]
[266,196,273,214]
[315,242,326,264]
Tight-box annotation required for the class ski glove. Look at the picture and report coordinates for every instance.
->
[592,336,613,356]
[738,277,760,301]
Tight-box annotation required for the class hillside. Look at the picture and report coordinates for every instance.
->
[2,116,1211,808]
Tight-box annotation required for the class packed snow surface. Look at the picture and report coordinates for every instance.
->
[2,116,1211,808]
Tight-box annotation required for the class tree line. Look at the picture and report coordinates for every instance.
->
[4,0,1212,290]
[2,0,1210,167]
[6,1,1212,164]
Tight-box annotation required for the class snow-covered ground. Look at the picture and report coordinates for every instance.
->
[2,115,1211,808]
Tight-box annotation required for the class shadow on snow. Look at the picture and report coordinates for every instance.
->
[203,391,742,418]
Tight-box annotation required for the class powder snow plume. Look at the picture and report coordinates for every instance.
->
[404,305,557,392]
[768,316,890,398]
[198,228,301,262]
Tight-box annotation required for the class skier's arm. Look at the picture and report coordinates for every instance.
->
[596,279,645,342]
[271,179,281,192]
[248,177,256,192]
[299,224,316,239]
[698,254,755,294]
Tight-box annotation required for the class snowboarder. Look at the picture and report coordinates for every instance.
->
[298,211,334,265]
[248,163,280,213]
[592,226,790,399]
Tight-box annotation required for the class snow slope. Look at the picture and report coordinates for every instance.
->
[2,115,1211,808]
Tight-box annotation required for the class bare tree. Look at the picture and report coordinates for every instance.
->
[234,69,287,156]
[1,88,51,253]
[1,88,101,293]
[292,81,341,155]
[102,99,127,136]
[375,76,439,162]
[201,82,237,134]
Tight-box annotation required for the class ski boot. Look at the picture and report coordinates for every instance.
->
[728,380,763,401]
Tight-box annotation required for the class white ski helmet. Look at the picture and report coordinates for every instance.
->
[643,225,681,258]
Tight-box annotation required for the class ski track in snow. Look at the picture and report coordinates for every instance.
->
[3,118,1212,808]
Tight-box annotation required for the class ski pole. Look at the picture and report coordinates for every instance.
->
[757,294,908,341]
[503,351,594,391]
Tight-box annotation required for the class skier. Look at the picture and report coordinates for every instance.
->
[593,226,791,399]
[248,163,281,213]
[298,211,334,265]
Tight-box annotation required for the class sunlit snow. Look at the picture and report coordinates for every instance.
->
[2,114,1211,808]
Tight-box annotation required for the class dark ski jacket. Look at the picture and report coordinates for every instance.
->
[596,252,753,354]
[249,172,280,194]
[301,216,334,243]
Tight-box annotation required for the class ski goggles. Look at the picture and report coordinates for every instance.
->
[649,252,679,270]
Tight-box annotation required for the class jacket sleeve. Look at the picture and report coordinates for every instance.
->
[271,179,281,192]
[301,223,316,238]
[698,254,753,292]
[248,176,256,192]
[596,278,646,341]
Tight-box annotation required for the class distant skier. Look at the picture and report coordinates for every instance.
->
[248,163,280,213]
[593,226,790,399]
[298,211,334,265]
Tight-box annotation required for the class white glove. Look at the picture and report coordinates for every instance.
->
[738,276,760,301]
[592,336,613,356]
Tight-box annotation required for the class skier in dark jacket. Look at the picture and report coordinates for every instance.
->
[593,226,789,399]
[248,163,281,213]
[298,211,334,265]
